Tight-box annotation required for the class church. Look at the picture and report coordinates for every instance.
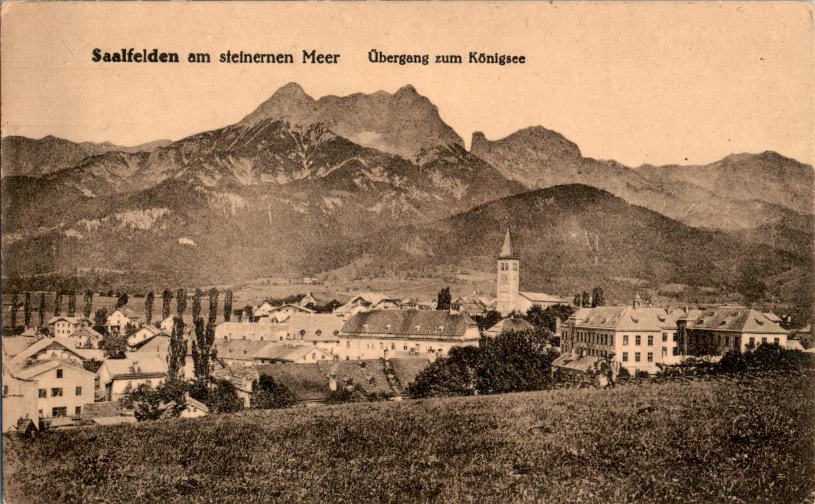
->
[496,228,569,316]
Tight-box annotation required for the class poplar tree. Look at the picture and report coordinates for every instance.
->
[116,292,129,309]
[208,288,219,325]
[161,289,172,321]
[176,289,187,316]
[53,292,63,316]
[10,294,19,329]
[223,290,233,322]
[83,290,94,318]
[192,288,203,322]
[23,292,31,328]
[67,291,76,317]
[167,316,188,379]
[38,293,46,327]
[192,318,216,382]
[145,291,155,324]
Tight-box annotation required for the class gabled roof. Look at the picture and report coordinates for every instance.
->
[2,336,38,358]
[47,316,91,326]
[519,292,568,304]
[685,307,787,334]
[99,357,167,380]
[71,326,104,341]
[341,310,478,339]
[485,317,535,336]
[15,360,95,380]
[110,307,141,320]
[571,306,676,331]
[11,337,89,363]
[213,339,272,360]
[184,394,209,413]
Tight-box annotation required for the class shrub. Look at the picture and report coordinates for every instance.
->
[251,376,297,409]
[634,370,650,379]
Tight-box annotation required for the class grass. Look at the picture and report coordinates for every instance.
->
[4,375,814,504]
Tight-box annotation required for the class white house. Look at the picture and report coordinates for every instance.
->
[10,337,91,369]
[97,357,167,401]
[47,316,92,338]
[14,361,96,420]
[2,366,39,432]
[127,325,166,348]
[107,307,143,334]
[68,326,104,349]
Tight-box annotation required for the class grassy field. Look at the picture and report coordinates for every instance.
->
[4,375,814,504]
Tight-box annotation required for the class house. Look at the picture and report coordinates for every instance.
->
[561,294,680,375]
[260,304,315,323]
[494,228,570,315]
[212,339,273,367]
[371,298,402,311]
[97,357,167,401]
[180,394,209,418]
[452,296,488,317]
[298,291,320,308]
[15,361,96,420]
[127,325,166,348]
[677,306,789,356]
[339,310,482,361]
[483,316,535,338]
[215,321,285,342]
[126,334,197,380]
[47,316,93,338]
[2,336,39,360]
[211,366,259,407]
[253,343,334,364]
[2,366,39,432]
[68,326,104,349]
[107,307,143,334]
[9,337,92,369]
[333,292,393,319]
[159,314,192,335]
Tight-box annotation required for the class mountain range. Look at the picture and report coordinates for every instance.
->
[1,82,812,309]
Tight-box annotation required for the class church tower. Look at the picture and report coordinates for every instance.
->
[496,228,520,316]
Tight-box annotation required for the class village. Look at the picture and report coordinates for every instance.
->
[2,228,811,434]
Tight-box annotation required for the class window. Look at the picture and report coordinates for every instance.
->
[38,389,47,398]
[761,337,767,344]
[512,263,518,271]
[773,338,779,345]
[673,347,679,356]
[391,343,395,350]
[635,352,641,362]
[623,335,629,345]
[749,337,755,346]
[51,407,67,417]
[51,388,63,397]
[75,406,82,415]
[647,335,653,346]
[662,332,667,342]
[647,352,653,362]
[2,385,7,397]
[622,352,628,362]
[672,333,677,341]
[75,386,82,396]
[609,335,614,346]
[635,335,641,346]
[724,335,729,346]
[661,347,667,356]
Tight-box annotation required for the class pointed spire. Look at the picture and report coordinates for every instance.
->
[498,228,517,259]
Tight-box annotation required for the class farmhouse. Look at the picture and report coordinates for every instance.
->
[10,337,91,368]
[127,325,166,348]
[2,366,39,432]
[69,326,104,349]
[97,358,167,401]
[48,316,92,338]
[107,307,142,334]
[339,310,481,361]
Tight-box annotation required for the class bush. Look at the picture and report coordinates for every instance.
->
[634,370,650,379]
[251,375,297,409]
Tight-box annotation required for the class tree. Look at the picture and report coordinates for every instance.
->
[191,288,203,322]
[573,294,582,307]
[23,292,31,328]
[406,346,481,398]
[83,290,93,318]
[93,307,108,334]
[223,290,233,322]
[38,293,46,327]
[144,291,155,325]
[473,310,502,332]
[53,292,63,316]
[161,289,172,321]
[525,304,548,330]
[208,288,219,325]
[100,330,127,359]
[581,291,590,308]
[9,294,19,329]
[251,375,297,409]
[243,305,254,321]
[176,288,187,316]
[436,286,452,311]
[191,318,215,382]
[591,287,605,307]
[205,379,243,414]
[116,292,129,309]
[66,291,76,317]
[167,316,188,379]
[124,378,189,421]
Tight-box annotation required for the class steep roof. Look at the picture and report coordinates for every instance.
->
[498,228,516,259]
[71,326,104,341]
[519,292,568,304]
[341,310,478,340]
[213,339,271,360]
[99,357,167,380]
[685,307,787,334]
[2,336,38,358]
[253,343,329,362]
[485,317,535,336]
[15,360,94,380]
[571,306,676,331]
[111,307,142,320]
[11,337,89,363]
[47,316,91,326]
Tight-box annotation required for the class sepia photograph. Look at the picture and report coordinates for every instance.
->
[1,2,813,502]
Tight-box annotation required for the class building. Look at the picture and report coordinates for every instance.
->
[107,307,143,334]
[212,339,273,367]
[678,306,788,356]
[339,310,481,361]
[2,366,39,432]
[47,316,93,338]
[495,228,569,316]
[127,325,166,348]
[69,326,104,349]
[252,343,334,364]
[561,294,680,374]
[214,320,286,342]
[180,394,209,418]
[286,312,345,354]
[483,316,535,338]
[97,357,167,401]
[9,337,92,369]
[14,361,96,419]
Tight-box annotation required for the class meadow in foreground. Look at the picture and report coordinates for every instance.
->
[4,374,813,504]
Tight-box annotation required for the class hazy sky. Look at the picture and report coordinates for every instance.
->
[1,2,812,166]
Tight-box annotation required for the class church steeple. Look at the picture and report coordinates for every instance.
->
[498,227,517,259]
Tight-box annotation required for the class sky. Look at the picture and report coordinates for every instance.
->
[1,1,813,167]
